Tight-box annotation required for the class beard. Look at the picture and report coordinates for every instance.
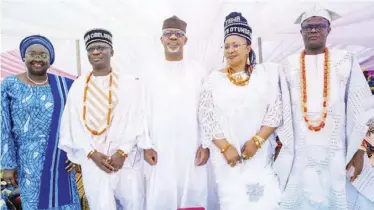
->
[166,46,180,53]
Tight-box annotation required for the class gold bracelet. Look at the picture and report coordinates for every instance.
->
[116,149,128,158]
[252,137,261,149]
[254,135,265,144]
[87,149,97,159]
[221,143,232,153]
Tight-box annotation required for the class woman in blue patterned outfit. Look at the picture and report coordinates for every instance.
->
[1,35,81,210]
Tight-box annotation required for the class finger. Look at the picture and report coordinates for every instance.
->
[5,178,12,185]
[195,148,201,159]
[346,162,353,171]
[65,159,69,164]
[99,164,113,174]
[350,166,363,182]
[101,159,116,171]
[201,154,209,165]
[355,166,363,177]
[195,157,202,166]
[241,145,245,154]
[153,152,158,163]
[152,155,157,164]
[196,154,207,166]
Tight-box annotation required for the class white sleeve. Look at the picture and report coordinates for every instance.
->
[198,77,226,149]
[136,80,155,150]
[262,64,282,128]
[58,78,95,164]
[116,79,149,153]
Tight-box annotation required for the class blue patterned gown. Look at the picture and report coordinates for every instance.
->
[1,76,81,210]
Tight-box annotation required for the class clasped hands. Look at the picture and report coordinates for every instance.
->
[89,150,127,173]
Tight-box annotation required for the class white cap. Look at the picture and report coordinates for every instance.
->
[294,5,341,24]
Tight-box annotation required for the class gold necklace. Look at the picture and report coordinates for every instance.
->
[226,66,252,86]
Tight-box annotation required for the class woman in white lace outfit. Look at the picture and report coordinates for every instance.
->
[198,12,282,210]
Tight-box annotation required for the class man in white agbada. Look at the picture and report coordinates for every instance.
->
[138,16,212,210]
[58,28,145,210]
[274,6,374,210]
[198,12,281,210]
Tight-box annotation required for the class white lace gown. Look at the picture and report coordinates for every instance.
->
[198,63,282,210]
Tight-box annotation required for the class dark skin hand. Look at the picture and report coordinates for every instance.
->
[214,139,241,167]
[3,169,18,187]
[144,148,158,166]
[346,150,365,182]
[195,145,210,166]
[65,160,77,173]
[107,152,127,171]
[90,151,115,173]
[241,126,276,159]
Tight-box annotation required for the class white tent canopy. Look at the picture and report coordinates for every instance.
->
[1,0,374,76]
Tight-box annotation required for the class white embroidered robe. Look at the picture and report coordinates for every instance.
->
[58,71,146,210]
[274,49,374,210]
[139,59,212,210]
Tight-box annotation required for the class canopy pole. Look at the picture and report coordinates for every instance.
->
[76,39,82,76]
[257,37,263,64]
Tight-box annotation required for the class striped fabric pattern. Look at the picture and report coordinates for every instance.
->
[84,70,119,141]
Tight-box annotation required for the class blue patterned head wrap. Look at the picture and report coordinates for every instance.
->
[19,35,55,65]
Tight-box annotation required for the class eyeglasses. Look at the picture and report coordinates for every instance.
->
[301,24,329,32]
[25,51,50,60]
[162,30,185,38]
[87,45,110,53]
[222,43,247,51]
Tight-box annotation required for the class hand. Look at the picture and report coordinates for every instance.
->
[241,140,259,160]
[144,148,158,165]
[195,145,210,166]
[365,141,373,158]
[3,169,18,187]
[346,149,365,182]
[65,160,78,173]
[108,152,127,171]
[222,145,241,167]
[90,151,115,173]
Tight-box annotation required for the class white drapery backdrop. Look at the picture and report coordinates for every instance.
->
[1,0,374,76]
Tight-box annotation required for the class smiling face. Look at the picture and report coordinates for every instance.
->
[301,16,331,51]
[160,28,187,56]
[224,35,251,68]
[86,42,113,70]
[24,44,51,76]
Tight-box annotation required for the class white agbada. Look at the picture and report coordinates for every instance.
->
[139,59,210,210]
[274,49,374,210]
[59,71,145,210]
[198,63,282,210]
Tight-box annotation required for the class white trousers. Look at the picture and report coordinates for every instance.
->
[81,157,145,210]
